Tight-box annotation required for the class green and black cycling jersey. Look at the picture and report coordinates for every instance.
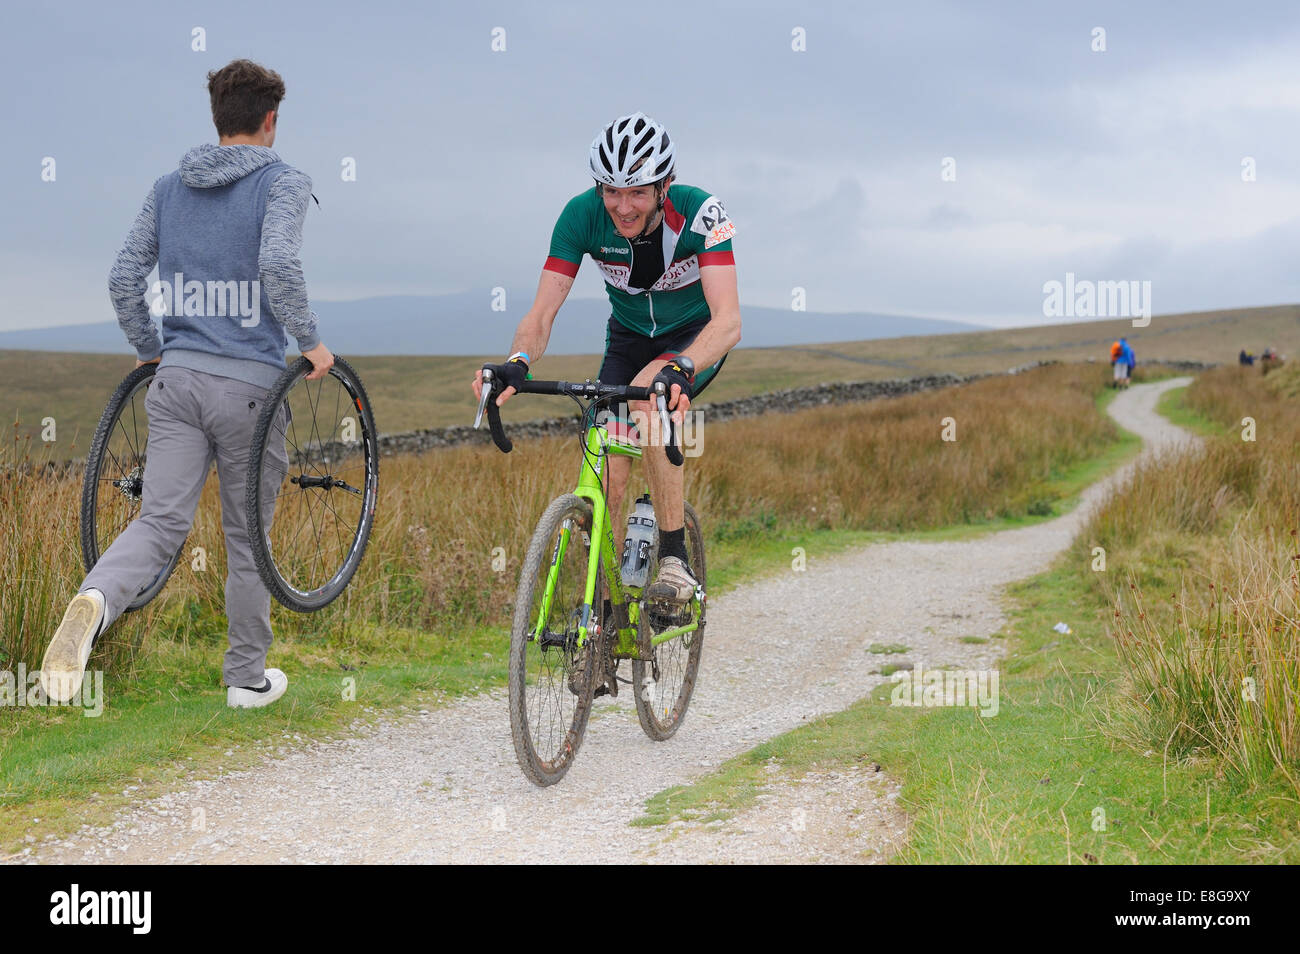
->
[543,184,735,338]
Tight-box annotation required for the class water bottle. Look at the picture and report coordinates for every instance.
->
[620,494,657,587]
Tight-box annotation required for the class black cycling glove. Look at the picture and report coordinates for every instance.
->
[488,355,530,395]
[652,357,695,406]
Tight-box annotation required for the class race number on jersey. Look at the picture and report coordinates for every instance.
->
[689,195,735,250]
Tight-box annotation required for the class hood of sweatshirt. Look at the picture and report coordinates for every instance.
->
[178,143,281,188]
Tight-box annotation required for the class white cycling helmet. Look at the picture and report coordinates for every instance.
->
[589,112,675,188]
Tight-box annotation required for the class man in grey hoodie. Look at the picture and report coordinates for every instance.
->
[41,59,332,709]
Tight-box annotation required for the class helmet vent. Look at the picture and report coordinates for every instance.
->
[589,112,675,188]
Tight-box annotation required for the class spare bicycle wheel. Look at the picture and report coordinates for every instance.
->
[245,355,380,612]
[80,363,184,612]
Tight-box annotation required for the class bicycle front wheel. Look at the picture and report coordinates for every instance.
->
[245,355,380,612]
[633,500,706,741]
[80,363,184,613]
[508,493,603,786]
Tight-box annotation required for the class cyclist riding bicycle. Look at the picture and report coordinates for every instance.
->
[473,111,741,605]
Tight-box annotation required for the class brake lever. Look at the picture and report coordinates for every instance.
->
[654,381,684,467]
[474,367,494,429]
[654,381,672,436]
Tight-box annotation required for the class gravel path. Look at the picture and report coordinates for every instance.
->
[28,378,1194,865]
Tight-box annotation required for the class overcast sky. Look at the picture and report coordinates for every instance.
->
[3,0,1299,343]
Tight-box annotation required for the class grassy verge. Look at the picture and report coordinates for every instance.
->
[634,368,1300,863]
[637,563,1300,862]
[0,362,1137,853]
[1155,385,1222,438]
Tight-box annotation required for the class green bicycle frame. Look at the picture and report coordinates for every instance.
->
[533,422,700,658]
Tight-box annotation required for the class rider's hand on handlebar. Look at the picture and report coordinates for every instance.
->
[477,356,529,407]
[663,384,692,421]
[652,360,694,421]
[303,343,335,381]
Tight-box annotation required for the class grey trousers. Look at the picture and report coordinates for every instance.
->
[81,365,288,687]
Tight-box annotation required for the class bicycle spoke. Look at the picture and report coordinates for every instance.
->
[113,403,138,463]
[331,375,342,445]
[128,394,141,458]
[279,484,328,586]
[101,441,127,481]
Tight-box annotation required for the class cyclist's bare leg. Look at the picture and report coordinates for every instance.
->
[631,358,685,533]
[642,422,685,533]
[607,453,631,530]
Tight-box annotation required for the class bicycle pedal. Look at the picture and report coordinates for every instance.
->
[647,603,692,629]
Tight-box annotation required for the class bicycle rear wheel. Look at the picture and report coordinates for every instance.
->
[246,355,379,612]
[508,494,603,786]
[633,500,706,741]
[80,363,184,612]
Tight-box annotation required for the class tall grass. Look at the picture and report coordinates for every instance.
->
[2,363,1117,677]
[697,363,1114,533]
[0,428,91,675]
[1077,364,1300,790]
[1112,535,1300,787]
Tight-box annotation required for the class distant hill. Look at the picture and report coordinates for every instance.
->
[4,303,1294,453]
[0,293,983,355]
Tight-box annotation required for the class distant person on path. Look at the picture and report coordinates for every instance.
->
[1109,340,1124,387]
[1261,346,1283,375]
[40,59,332,709]
[1240,348,1255,366]
[1119,338,1136,387]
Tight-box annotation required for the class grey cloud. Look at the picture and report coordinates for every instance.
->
[2,0,1300,336]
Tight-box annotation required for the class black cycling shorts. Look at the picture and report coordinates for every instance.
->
[596,314,726,397]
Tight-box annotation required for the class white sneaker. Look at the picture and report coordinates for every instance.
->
[40,589,106,703]
[227,668,288,709]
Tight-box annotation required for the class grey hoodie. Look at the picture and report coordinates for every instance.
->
[108,144,320,389]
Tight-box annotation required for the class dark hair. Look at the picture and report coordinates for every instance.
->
[206,59,286,137]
